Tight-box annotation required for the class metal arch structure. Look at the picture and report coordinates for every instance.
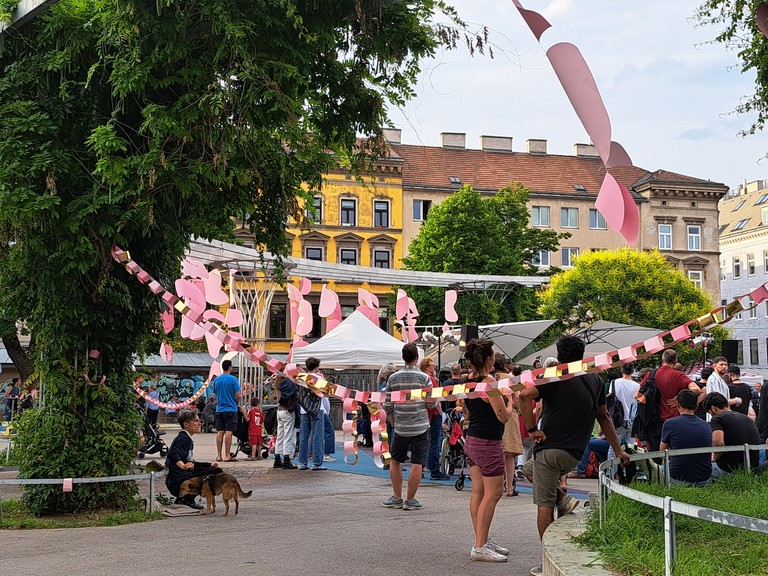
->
[449,280,525,307]
[0,0,55,33]
[187,239,293,403]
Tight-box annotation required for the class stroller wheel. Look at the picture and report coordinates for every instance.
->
[137,451,145,459]
[455,478,464,491]
[160,446,168,457]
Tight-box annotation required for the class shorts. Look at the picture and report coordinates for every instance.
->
[249,434,263,447]
[215,411,238,432]
[531,449,579,508]
[390,429,430,466]
[464,435,505,477]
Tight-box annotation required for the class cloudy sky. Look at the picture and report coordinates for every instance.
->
[387,0,767,192]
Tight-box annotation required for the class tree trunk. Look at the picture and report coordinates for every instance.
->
[2,333,33,383]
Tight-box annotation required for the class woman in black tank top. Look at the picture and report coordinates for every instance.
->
[464,338,516,563]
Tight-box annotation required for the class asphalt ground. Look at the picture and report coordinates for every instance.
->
[1,429,598,576]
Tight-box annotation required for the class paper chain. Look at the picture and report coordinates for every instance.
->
[133,380,212,411]
[112,245,768,465]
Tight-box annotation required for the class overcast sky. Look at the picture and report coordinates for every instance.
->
[387,0,767,193]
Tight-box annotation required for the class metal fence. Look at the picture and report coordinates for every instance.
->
[599,444,768,576]
[0,468,167,517]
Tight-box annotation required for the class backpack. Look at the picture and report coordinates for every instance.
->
[606,379,626,430]
[296,385,322,416]
[584,450,600,479]
[631,369,659,439]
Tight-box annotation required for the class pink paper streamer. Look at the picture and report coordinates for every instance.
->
[444,289,458,322]
[510,0,551,40]
[318,285,337,317]
[224,308,243,328]
[161,308,174,334]
[202,269,230,306]
[395,289,408,319]
[299,277,312,295]
[595,173,639,245]
[606,141,633,169]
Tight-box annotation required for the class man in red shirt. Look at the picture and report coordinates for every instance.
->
[642,349,701,451]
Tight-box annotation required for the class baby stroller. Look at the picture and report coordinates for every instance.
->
[440,409,469,491]
[137,414,168,459]
[230,410,270,460]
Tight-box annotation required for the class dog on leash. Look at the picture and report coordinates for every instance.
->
[179,473,252,515]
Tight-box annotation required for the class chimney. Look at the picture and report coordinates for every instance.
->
[383,128,401,144]
[440,132,466,149]
[574,143,599,158]
[479,135,513,153]
[526,139,547,155]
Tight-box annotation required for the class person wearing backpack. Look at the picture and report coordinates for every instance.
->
[636,349,701,452]
[606,363,640,475]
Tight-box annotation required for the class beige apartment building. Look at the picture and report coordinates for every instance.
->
[386,129,727,299]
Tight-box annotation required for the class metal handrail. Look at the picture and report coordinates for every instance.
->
[598,444,768,576]
[0,469,167,517]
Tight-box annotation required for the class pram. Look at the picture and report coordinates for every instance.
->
[230,410,271,460]
[137,413,168,459]
[440,409,469,491]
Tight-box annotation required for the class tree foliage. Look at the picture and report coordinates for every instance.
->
[401,183,567,325]
[0,0,465,513]
[538,249,729,365]
[695,0,768,138]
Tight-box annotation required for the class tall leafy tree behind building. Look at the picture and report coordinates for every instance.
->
[0,0,474,514]
[402,184,567,325]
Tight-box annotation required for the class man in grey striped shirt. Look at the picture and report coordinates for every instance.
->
[382,343,436,510]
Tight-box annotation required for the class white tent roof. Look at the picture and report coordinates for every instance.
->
[290,310,405,369]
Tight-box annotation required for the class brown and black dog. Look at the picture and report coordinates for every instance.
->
[179,473,252,515]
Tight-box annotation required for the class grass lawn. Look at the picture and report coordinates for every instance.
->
[0,498,162,529]
[577,472,768,576]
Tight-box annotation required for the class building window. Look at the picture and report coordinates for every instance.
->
[750,338,759,365]
[763,207,768,226]
[733,218,750,231]
[749,298,757,319]
[373,200,390,228]
[687,225,701,251]
[720,259,726,281]
[560,207,578,228]
[658,224,672,250]
[756,193,768,205]
[687,270,703,289]
[339,248,358,265]
[533,249,550,267]
[305,247,323,261]
[589,209,606,230]
[309,303,322,338]
[413,199,432,221]
[748,253,756,276]
[765,250,768,274]
[532,206,550,227]
[373,249,391,269]
[733,257,741,279]
[340,198,357,226]
[268,303,287,339]
[561,247,579,268]
[306,195,322,224]
[379,309,389,332]
[737,340,744,364]
[718,224,728,234]
[733,200,745,211]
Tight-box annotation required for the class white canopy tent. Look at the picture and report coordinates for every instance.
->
[290,310,405,370]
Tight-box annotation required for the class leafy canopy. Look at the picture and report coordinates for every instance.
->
[401,183,567,325]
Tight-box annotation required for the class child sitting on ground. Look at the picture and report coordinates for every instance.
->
[245,397,265,461]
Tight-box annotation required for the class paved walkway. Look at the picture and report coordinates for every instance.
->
[1,429,599,576]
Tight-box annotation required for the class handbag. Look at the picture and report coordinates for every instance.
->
[296,385,322,416]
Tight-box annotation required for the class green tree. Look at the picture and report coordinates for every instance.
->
[695,0,768,137]
[538,248,728,365]
[401,184,567,325]
[0,0,469,514]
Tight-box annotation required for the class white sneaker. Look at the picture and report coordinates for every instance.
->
[470,544,508,563]
[323,454,336,462]
[486,537,510,555]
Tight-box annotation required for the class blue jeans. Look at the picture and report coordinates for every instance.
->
[427,413,442,471]
[323,412,335,455]
[607,428,632,476]
[298,411,324,467]
[576,437,610,473]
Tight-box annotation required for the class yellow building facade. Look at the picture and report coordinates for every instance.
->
[264,153,405,355]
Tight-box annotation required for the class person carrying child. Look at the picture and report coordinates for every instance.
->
[245,397,265,460]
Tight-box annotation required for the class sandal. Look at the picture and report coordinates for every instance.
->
[215,457,223,462]
[224,457,238,462]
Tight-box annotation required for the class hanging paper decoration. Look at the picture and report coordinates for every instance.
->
[444,289,458,323]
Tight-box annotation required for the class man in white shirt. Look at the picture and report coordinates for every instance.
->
[607,362,639,473]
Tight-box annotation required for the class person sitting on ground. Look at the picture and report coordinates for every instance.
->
[701,392,761,477]
[567,434,609,479]
[165,410,222,509]
[660,389,712,486]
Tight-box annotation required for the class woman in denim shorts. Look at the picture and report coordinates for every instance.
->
[463,338,516,563]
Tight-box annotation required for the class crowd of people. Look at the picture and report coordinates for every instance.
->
[144,336,767,576]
